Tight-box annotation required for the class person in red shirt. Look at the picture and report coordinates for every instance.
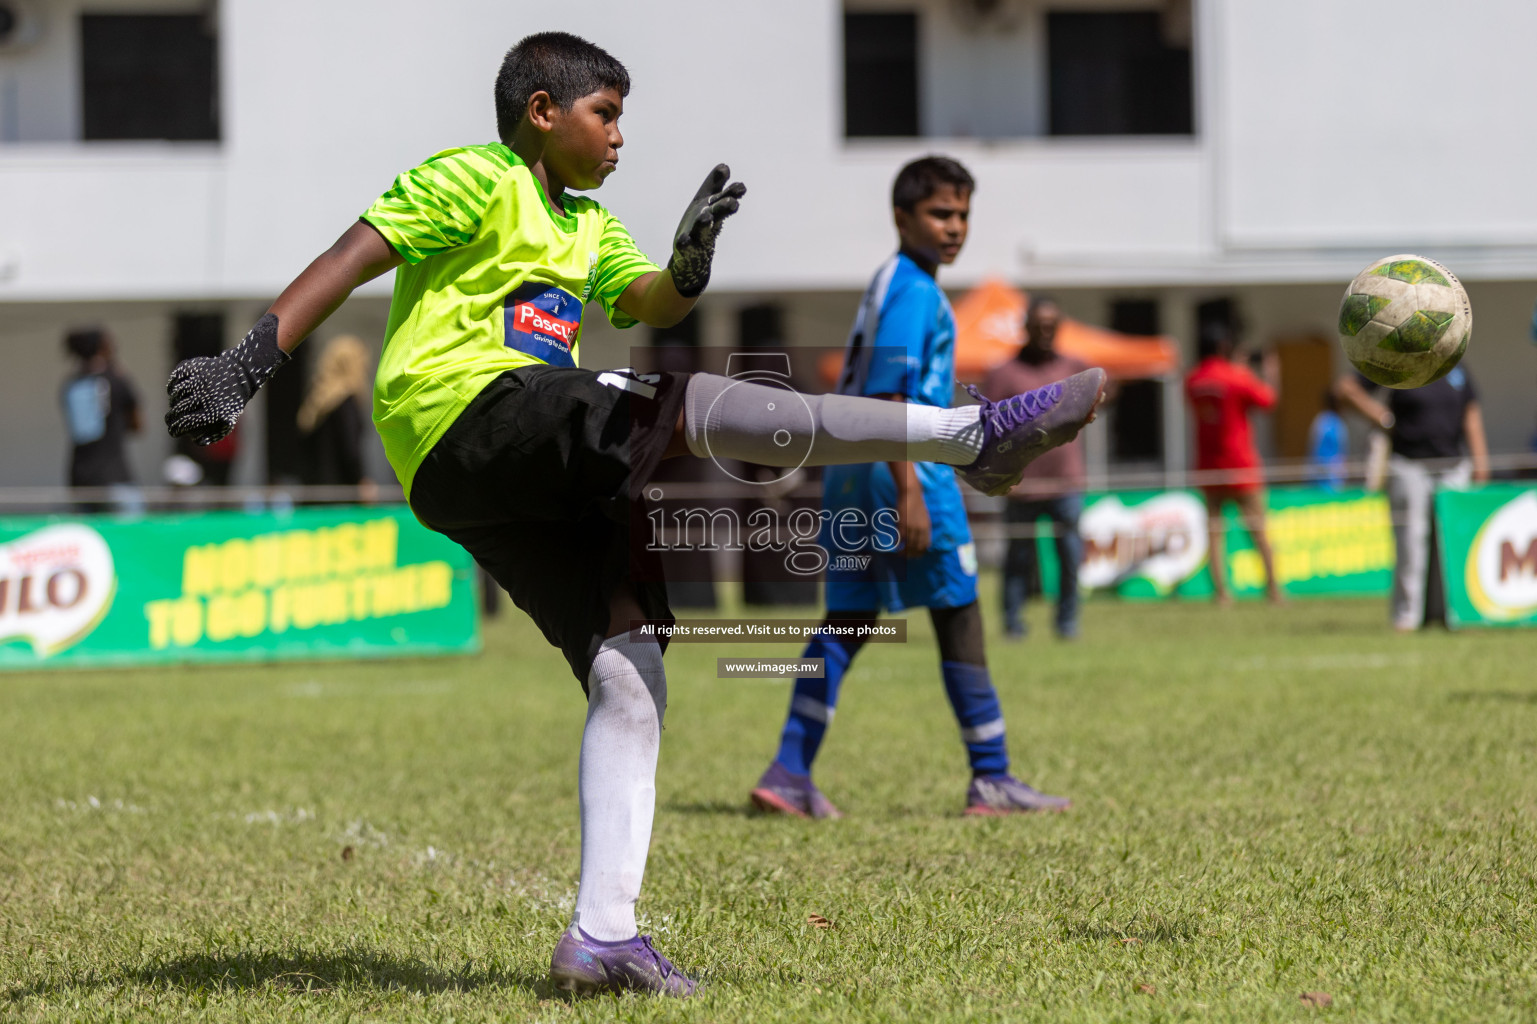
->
[1183,324,1282,603]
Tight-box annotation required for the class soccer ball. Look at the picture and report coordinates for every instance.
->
[1337,254,1471,389]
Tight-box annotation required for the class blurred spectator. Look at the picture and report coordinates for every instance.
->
[297,335,373,497]
[981,297,1087,639]
[1308,389,1347,490]
[60,327,142,514]
[1336,365,1488,631]
[1184,323,1282,604]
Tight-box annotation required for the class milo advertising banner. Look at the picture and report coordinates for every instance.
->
[1436,485,1537,628]
[1064,486,1394,599]
[0,506,479,670]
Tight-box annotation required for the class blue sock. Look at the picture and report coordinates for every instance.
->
[941,661,1010,776]
[773,635,856,775]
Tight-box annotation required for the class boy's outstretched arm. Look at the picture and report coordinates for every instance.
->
[269,220,402,351]
[616,164,746,328]
[166,221,401,444]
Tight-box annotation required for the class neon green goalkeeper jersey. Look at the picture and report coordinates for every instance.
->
[361,143,660,495]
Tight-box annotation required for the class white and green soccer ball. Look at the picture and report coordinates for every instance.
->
[1338,254,1471,389]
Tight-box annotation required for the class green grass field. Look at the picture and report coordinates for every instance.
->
[3,587,1534,1022]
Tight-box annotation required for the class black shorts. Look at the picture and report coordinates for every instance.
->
[409,365,688,685]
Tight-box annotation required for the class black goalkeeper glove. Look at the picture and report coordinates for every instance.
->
[165,313,289,445]
[667,164,747,298]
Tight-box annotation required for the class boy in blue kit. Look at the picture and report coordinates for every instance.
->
[165,36,1103,995]
[751,157,1073,820]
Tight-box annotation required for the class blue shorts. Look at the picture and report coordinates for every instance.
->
[825,542,979,613]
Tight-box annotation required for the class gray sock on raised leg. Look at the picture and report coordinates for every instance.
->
[683,373,982,468]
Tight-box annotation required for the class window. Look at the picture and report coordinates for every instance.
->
[172,312,223,363]
[1109,299,1164,462]
[80,14,219,141]
[649,310,700,349]
[262,327,311,486]
[1047,10,1192,136]
[844,11,919,138]
[737,303,785,348]
[1110,298,1161,338]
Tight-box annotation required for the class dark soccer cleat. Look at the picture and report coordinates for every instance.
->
[963,774,1072,816]
[959,368,1108,497]
[749,761,844,820]
[549,927,698,997]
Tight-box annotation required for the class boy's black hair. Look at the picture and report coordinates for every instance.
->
[64,327,105,362]
[1196,297,1242,360]
[1019,296,1062,365]
[1026,294,1060,318]
[1197,320,1234,361]
[891,155,975,211]
[494,32,631,143]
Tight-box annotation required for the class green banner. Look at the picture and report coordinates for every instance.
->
[1436,485,1537,629]
[1055,486,1394,599]
[0,506,480,670]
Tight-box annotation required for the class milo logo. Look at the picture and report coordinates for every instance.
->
[1079,492,1208,592]
[1466,491,1537,621]
[0,524,117,657]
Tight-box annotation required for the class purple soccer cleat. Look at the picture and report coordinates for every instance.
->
[959,368,1108,497]
[749,761,843,820]
[964,773,1072,816]
[549,926,698,997]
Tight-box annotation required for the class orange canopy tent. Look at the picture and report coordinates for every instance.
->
[815,278,1182,386]
[951,278,1181,383]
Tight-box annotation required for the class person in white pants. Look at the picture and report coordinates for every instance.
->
[1336,366,1489,630]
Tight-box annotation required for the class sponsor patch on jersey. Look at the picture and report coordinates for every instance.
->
[504,282,582,367]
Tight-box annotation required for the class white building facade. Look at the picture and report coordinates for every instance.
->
[2,0,1534,489]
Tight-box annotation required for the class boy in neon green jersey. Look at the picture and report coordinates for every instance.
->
[165,32,1106,996]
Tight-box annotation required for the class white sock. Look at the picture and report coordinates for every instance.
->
[570,634,666,942]
[683,373,983,467]
[904,405,985,465]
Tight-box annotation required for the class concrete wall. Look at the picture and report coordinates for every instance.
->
[0,0,1209,298]
[1212,0,1537,251]
[11,0,1535,300]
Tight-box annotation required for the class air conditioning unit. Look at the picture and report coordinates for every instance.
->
[0,1,45,54]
